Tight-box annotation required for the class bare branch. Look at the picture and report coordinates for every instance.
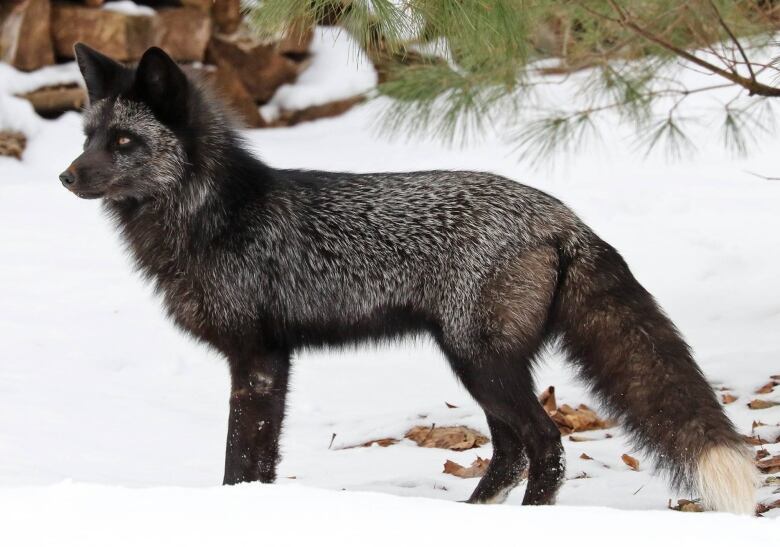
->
[707,0,756,81]
[603,0,780,97]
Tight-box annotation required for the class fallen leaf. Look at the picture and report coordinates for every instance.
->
[756,499,780,515]
[362,438,399,448]
[579,453,593,460]
[538,387,616,435]
[672,499,704,512]
[539,386,558,413]
[721,393,738,404]
[405,425,489,451]
[748,399,780,410]
[756,455,780,474]
[442,456,491,479]
[743,434,768,446]
[568,435,594,442]
[445,401,458,409]
[756,448,770,460]
[622,453,640,471]
[756,381,778,394]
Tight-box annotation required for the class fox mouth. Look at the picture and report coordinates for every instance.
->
[74,190,104,200]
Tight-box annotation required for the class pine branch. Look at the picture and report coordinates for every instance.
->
[603,0,780,97]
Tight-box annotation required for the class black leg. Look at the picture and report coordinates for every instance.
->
[468,415,527,504]
[516,393,564,505]
[223,349,291,485]
[444,349,565,506]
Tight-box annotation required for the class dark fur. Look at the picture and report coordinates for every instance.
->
[63,44,746,506]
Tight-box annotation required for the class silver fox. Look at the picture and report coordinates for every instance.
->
[60,43,757,513]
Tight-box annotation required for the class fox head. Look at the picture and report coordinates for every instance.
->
[61,44,197,201]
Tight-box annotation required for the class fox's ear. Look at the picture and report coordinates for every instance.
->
[134,47,189,124]
[74,42,127,103]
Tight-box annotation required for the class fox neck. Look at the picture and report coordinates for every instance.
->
[105,141,274,281]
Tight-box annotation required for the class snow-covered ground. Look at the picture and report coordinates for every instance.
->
[1,29,779,545]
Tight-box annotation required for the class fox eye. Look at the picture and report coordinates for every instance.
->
[117,136,132,146]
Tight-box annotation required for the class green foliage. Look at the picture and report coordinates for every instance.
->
[249,1,780,160]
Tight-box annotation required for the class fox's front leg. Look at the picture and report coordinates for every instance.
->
[223,348,291,485]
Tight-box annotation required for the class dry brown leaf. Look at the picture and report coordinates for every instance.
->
[539,386,558,413]
[579,453,593,460]
[442,456,491,479]
[538,387,616,435]
[756,448,770,460]
[405,425,489,451]
[569,435,594,442]
[748,399,780,410]
[362,438,399,448]
[672,499,704,512]
[721,393,738,404]
[756,499,780,515]
[622,453,640,471]
[756,455,780,474]
[445,402,458,409]
[743,434,768,446]
[756,381,778,395]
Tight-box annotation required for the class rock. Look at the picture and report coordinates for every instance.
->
[278,25,314,58]
[207,32,301,103]
[0,0,55,71]
[186,63,263,128]
[267,96,364,127]
[51,4,153,61]
[0,131,26,160]
[153,7,211,62]
[180,0,211,12]
[212,0,241,34]
[18,84,86,118]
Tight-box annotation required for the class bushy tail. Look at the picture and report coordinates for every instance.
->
[551,233,757,514]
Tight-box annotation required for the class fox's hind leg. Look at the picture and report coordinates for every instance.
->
[467,415,527,503]
[445,353,565,505]
[223,348,291,485]
[440,246,564,505]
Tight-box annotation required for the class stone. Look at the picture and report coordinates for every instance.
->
[207,32,301,103]
[0,0,55,71]
[18,84,87,118]
[180,0,212,12]
[278,25,314,57]
[268,95,364,128]
[0,131,26,160]
[186,63,264,128]
[153,7,211,62]
[51,4,153,61]
[212,0,241,35]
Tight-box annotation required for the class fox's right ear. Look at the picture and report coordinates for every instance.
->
[74,43,126,103]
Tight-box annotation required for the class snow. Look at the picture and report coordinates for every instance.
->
[1,483,775,547]
[1,26,780,545]
[102,1,156,17]
[260,26,378,121]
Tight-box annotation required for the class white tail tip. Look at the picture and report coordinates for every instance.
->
[697,444,758,514]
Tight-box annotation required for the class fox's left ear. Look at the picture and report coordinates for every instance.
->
[134,47,189,124]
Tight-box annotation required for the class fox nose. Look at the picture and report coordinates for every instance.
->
[59,170,75,186]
